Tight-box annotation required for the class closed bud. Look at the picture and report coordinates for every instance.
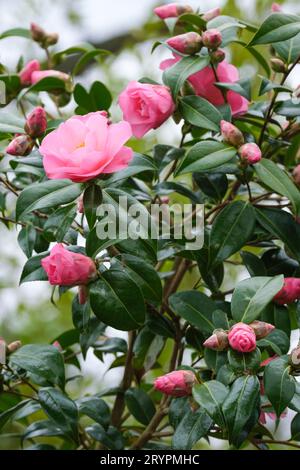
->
[6,135,34,156]
[290,347,300,369]
[210,49,225,64]
[154,3,193,20]
[249,320,275,339]
[30,22,46,42]
[202,7,221,22]
[203,329,229,351]
[44,32,59,47]
[24,106,47,137]
[238,143,262,164]
[202,29,222,49]
[220,120,244,147]
[167,32,202,55]
[271,3,282,12]
[270,57,286,73]
[52,341,63,352]
[7,340,22,354]
[274,277,300,305]
[154,370,197,397]
[0,338,6,364]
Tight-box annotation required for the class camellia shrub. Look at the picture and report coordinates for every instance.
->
[1,2,300,451]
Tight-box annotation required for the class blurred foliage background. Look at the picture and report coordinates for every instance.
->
[0,0,299,449]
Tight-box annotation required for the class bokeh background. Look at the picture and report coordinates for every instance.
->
[0,0,300,449]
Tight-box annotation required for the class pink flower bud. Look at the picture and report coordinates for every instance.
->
[220,120,244,147]
[7,340,22,354]
[202,7,221,22]
[30,22,46,42]
[203,329,229,351]
[228,322,256,353]
[24,106,47,137]
[41,244,97,286]
[19,59,40,86]
[154,3,193,19]
[238,143,262,164]
[6,135,34,156]
[52,341,63,352]
[270,57,286,73]
[44,32,59,47]
[210,49,225,64]
[271,3,282,12]
[31,70,70,85]
[274,277,300,305]
[160,196,170,204]
[167,32,202,55]
[248,320,275,340]
[293,165,300,185]
[202,29,222,49]
[154,370,197,397]
[260,355,278,367]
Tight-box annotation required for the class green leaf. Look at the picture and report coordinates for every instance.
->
[240,251,267,277]
[124,388,156,425]
[79,316,105,358]
[204,349,228,373]
[231,275,284,323]
[274,32,300,64]
[210,201,256,266]
[83,184,102,229]
[193,380,228,427]
[38,387,78,440]
[291,413,300,440]
[16,179,82,221]
[9,344,65,390]
[222,375,260,447]
[169,397,191,429]
[104,153,157,185]
[227,348,261,374]
[72,295,91,332]
[86,424,123,450]
[248,13,300,46]
[154,181,202,204]
[23,77,68,95]
[78,396,110,428]
[169,290,215,334]
[259,77,292,96]
[0,399,32,430]
[73,50,109,75]
[257,329,290,355]
[179,96,222,131]
[289,382,300,412]
[193,173,228,202]
[255,159,300,214]
[0,111,25,134]
[0,28,30,39]
[74,81,112,113]
[18,225,36,258]
[23,420,65,440]
[43,204,76,242]
[163,55,210,99]
[215,80,251,101]
[20,252,49,284]
[90,268,145,331]
[172,408,212,450]
[176,141,237,175]
[256,207,300,264]
[264,356,295,417]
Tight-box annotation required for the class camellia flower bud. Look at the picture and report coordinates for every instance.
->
[30,22,46,42]
[202,29,222,49]
[6,135,34,156]
[31,70,70,85]
[289,347,300,369]
[238,143,262,164]
[52,341,63,352]
[228,322,256,353]
[273,277,300,305]
[293,165,300,185]
[44,33,59,47]
[24,106,47,137]
[19,59,40,86]
[202,7,221,22]
[270,57,286,73]
[203,329,229,351]
[248,321,275,340]
[210,49,225,64]
[154,370,197,397]
[220,120,244,147]
[154,3,193,20]
[271,3,282,12]
[167,32,202,55]
[7,340,22,354]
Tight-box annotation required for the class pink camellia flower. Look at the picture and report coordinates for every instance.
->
[41,244,97,286]
[24,106,47,137]
[31,69,70,85]
[6,135,34,156]
[220,120,244,147]
[118,81,175,138]
[228,322,256,353]
[160,56,249,116]
[202,29,222,49]
[271,3,282,12]
[39,111,133,182]
[239,143,262,164]
[202,7,221,22]
[154,370,197,397]
[274,277,300,305]
[154,3,193,19]
[167,32,202,55]
[19,59,40,86]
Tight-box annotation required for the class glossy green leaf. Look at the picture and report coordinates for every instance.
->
[83,184,102,229]
[257,329,290,355]
[124,388,155,425]
[169,290,215,334]
[264,356,295,417]
[249,13,300,46]
[20,252,49,284]
[78,396,110,429]
[179,96,222,131]
[193,380,228,427]
[227,348,261,374]
[172,408,212,450]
